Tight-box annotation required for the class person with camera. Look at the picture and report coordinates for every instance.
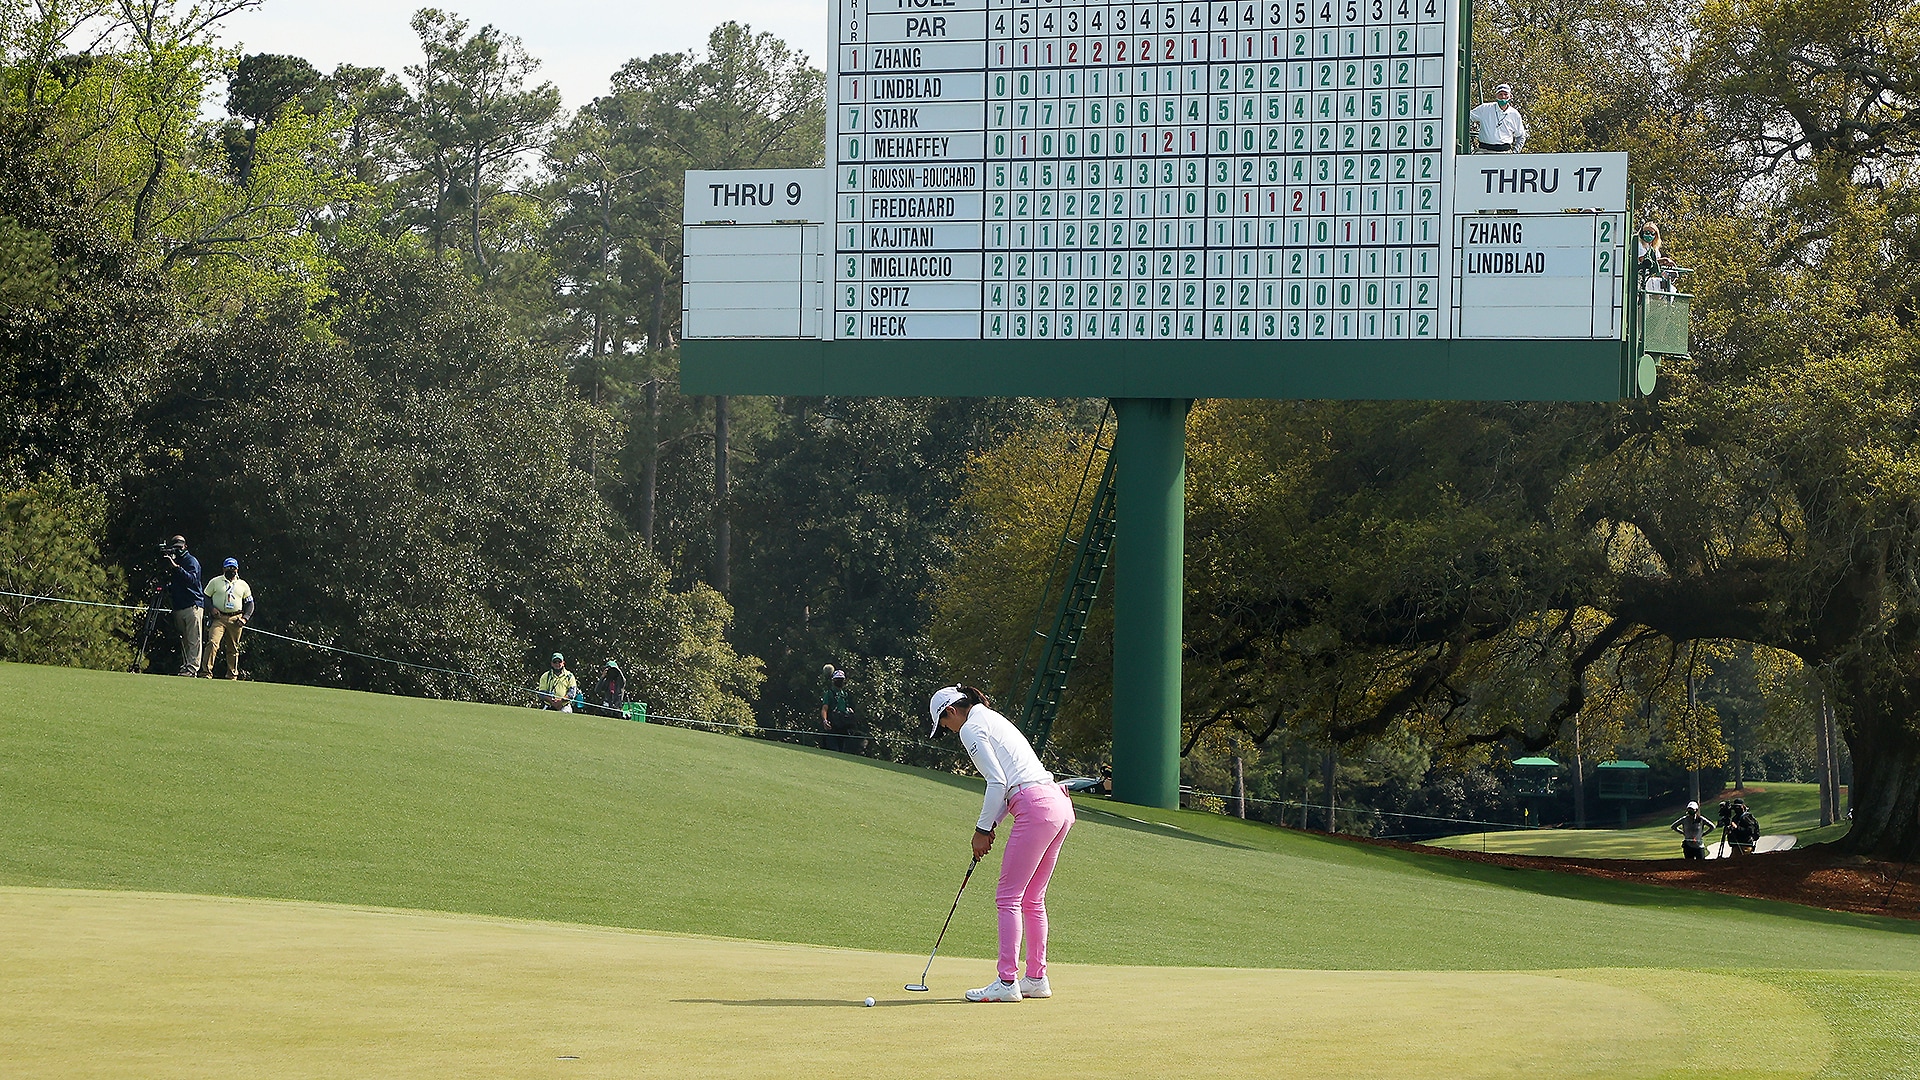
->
[1730,798,1760,857]
[587,659,626,718]
[201,557,254,680]
[1670,800,1716,860]
[160,535,205,676]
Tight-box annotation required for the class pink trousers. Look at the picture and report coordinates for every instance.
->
[996,782,1075,982]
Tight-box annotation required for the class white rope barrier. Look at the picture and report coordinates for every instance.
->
[0,588,958,754]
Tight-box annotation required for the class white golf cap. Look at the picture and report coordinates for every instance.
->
[1686,801,1699,810]
[1496,82,1512,95]
[928,686,967,737]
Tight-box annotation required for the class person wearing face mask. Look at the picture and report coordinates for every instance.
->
[1637,221,1680,292]
[536,653,579,712]
[201,557,255,680]
[1469,83,1527,152]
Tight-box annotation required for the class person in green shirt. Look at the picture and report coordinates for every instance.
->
[535,653,579,712]
[821,668,854,752]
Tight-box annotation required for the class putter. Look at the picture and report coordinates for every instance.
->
[906,855,982,992]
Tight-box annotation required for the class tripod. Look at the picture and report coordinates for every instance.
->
[128,583,166,674]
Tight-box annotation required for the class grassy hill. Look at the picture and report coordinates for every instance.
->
[1427,783,1846,859]
[3,663,1918,1076]
[2,663,1913,972]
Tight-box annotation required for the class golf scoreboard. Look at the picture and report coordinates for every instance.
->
[681,0,1639,399]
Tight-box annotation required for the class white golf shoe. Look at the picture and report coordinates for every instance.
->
[965,979,1022,1002]
[1017,975,1051,999]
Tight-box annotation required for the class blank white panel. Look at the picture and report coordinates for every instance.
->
[1457,277,1595,307]
[684,225,805,257]
[684,307,803,338]
[685,253,808,284]
[684,281,803,310]
[1458,306,1593,338]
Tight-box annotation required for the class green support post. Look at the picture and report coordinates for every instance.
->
[1109,398,1190,809]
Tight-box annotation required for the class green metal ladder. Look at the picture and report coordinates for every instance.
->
[1010,417,1118,756]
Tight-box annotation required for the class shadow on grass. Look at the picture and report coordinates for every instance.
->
[676,997,962,1008]
[826,753,987,795]
[1068,803,1251,850]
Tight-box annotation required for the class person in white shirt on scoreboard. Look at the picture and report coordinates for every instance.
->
[1470,83,1528,153]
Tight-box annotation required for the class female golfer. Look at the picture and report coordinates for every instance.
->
[928,685,1075,1002]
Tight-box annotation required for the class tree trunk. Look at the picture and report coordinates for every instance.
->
[1816,693,1835,827]
[588,182,612,485]
[469,152,487,275]
[1322,749,1337,832]
[1687,670,1701,804]
[432,156,449,260]
[638,281,668,547]
[131,152,167,245]
[1233,754,1246,819]
[1573,717,1586,829]
[1830,660,1920,861]
[1829,699,1847,824]
[713,395,731,596]
[640,378,659,546]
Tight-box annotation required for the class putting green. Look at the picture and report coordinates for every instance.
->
[0,888,1833,1079]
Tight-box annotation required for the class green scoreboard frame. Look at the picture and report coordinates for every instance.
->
[682,336,1631,400]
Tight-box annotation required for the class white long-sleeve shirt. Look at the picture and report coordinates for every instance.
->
[958,704,1055,831]
[1469,101,1527,150]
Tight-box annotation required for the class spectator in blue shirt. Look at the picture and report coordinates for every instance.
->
[162,535,204,676]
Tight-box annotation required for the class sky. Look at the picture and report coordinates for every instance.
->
[217,0,827,111]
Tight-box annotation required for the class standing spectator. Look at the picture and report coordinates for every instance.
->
[821,668,854,752]
[201,557,254,680]
[1469,83,1527,152]
[1670,801,1716,860]
[589,659,626,718]
[535,652,578,712]
[161,535,204,677]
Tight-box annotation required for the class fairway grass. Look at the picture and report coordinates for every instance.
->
[1426,783,1834,860]
[4,665,1916,972]
[0,888,1840,1080]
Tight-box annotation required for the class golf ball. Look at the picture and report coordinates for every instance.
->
[864,997,875,1007]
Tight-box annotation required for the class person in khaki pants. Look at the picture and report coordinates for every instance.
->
[202,557,255,679]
